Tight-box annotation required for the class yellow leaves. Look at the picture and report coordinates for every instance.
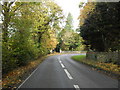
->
[96,62,119,74]
[79,2,96,26]
[2,56,45,89]
[41,30,58,50]
[77,58,120,75]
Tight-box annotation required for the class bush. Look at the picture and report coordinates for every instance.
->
[2,42,18,74]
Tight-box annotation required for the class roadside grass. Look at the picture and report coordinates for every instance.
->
[71,55,120,79]
[2,53,59,89]
[71,55,86,61]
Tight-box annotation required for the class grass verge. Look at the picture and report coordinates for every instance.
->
[71,55,86,61]
[71,55,120,79]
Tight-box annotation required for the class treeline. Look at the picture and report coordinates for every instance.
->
[79,2,120,52]
[56,13,85,51]
[2,0,64,74]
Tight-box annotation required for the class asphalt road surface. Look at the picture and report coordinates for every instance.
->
[18,54,119,90]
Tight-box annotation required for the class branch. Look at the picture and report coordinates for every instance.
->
[12,3,24,12]
[2,2,8,10]
[1,10,5,16]
[8,0,16,8]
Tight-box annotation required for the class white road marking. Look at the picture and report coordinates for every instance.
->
[17,66,39,89]
[58,59,65,68]
[61,63,65,68]
[59,60,62,63]
[73,85,80,90]
[64,69,73,79]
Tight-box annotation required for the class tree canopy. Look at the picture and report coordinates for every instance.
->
[2,0,64,74]
[56,13,84,51]
[79,2,120,52]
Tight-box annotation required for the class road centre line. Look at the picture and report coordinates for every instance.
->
[58,59,65,68]
[64,69,73,79]
[58,57,73,79]
[58,57,65,68]
[18,56,80,89]
[58,56,80,89]
[73,85,80,90]
[59,60,62,63]
[60,63,65,68]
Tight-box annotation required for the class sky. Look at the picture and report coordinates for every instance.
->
[0,0,87,26]
[54,0,87,30]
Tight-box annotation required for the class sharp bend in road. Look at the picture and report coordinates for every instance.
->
[18,54,118,89]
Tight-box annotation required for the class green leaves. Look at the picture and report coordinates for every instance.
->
[56,12,85,51]
[2,0,64,74]
[64,13,73,31]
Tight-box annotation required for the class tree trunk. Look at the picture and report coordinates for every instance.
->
[2,2,11,42]
[37,32,43,48]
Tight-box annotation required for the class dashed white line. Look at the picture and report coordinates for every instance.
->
[58,57,80,89]
[60,63,65,68]
[73,85,80,90]
[64,69,73,79]
[58,60,65,68]
[59,60,62,63]
[58,57,65,68]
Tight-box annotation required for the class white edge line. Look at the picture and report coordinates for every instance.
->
[73,85,80,90]
[64,69,73,79]
[17,66,39,89]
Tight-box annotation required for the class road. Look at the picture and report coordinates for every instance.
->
[18,54,118,90]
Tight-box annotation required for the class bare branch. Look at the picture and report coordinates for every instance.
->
[8,0,15,8]
[1,10,5,16]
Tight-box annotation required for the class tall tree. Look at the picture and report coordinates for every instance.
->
[2,1,24,42]
[2,0,64,74]
[57,13,84,51]
[79,2,120,52]
[64,13,73,31]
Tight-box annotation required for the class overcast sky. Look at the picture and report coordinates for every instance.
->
[54,0,87,30]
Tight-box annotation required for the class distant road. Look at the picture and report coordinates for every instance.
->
[60,51,87,54]
[18,54,118,90]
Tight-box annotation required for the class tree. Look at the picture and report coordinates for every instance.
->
[2,0,64,74]
[2,1,24,42]
[79,2,84,8]
[79,2,120,52]
[64,13,73,31]
[31,0,63,48]
[56,13,84,51]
